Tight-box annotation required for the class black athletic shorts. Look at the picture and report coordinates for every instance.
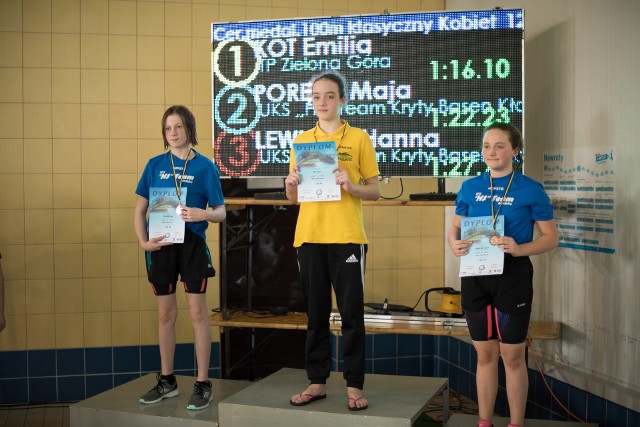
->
[145,229,216,295]
[461,255,533,314]
[464,305,531,344]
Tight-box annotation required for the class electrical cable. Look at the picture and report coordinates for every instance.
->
[212,305,290,318]
[0,402,74,409]
[423,389,478,422]
[527,335,589,424]
[410,289,428,311]
[379,176,404,199]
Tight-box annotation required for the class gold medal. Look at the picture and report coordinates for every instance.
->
[175,205,183,216]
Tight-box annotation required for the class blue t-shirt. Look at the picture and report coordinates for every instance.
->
[455,171,554,244]
[135,150,224,240]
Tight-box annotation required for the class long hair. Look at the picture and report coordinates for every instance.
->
[161,105,198,150]
[483,122,523,169]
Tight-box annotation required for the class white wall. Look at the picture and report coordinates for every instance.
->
[444,0,640,412]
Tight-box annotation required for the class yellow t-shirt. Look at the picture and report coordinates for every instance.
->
[290,121,380,247]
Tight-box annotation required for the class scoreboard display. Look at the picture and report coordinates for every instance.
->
[211,9,524,177]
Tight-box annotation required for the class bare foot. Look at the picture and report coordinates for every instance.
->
[347,387,368,411]
[290,384,327,406]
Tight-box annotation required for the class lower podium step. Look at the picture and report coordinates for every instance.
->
[445,414,598,427]
[70,373,251,427]
[219,367,449,427]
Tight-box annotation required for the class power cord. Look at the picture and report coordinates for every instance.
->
[526,335,589,424]
[379,176,404,199]
[410,289,429,311]
[423,389,478,421]
[212,306,289,318]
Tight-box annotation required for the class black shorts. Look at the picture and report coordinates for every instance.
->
[461,255,533,314]
[465,305,531,344]
[145,229,216,295]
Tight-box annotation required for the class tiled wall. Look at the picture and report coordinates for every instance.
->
[0,0,445,354]
[0,0,446,408]
[0,342,219,404]
[0,0,233,353]
[1,0,637,426]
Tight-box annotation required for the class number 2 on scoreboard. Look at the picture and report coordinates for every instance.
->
[226,93,248,125]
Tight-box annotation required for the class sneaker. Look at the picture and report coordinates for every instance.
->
[187,380,213,410]
[139,373,179,404]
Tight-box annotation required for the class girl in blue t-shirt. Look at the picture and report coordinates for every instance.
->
[447,123,558,427]
[134,105,226,411]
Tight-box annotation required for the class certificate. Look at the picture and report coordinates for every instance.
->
[293,141,341,202]
[459,215,504,277]
[148,187,187,243]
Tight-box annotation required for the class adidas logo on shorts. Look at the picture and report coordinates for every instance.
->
[345,254,358,263]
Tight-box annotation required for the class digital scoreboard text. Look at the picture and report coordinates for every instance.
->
[211,9,524,177]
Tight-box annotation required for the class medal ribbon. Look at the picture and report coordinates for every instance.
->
[313,121,347,143]
[489,171,514,230]
[169,148,192,205]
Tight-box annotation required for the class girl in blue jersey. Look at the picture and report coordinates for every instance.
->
[447,123,558,427]
[135,105,226,410]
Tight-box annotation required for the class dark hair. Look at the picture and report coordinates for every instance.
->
[483,122,523,169]
[162,105,198,150]
[311,71,347,101]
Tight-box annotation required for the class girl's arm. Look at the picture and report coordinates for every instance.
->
[176,204,226,223]
[507,219,558,257]
[498,220,558,257]
[134,196,172,251]
[344,175,380,201]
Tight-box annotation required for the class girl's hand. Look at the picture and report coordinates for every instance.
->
[450,239,472,257]
[497,236,521,256]
[333,166,352,193]
[178,206,207,222]
[142,235,173,252]
[285,165,301,189]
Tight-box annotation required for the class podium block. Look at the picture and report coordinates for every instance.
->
[71,374,250,427]
[219,368,449,427]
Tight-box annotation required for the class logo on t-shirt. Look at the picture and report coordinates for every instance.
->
[158,169,195,184]
[338,152,352,162]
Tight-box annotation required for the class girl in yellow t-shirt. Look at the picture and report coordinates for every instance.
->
[285,72,380,411]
